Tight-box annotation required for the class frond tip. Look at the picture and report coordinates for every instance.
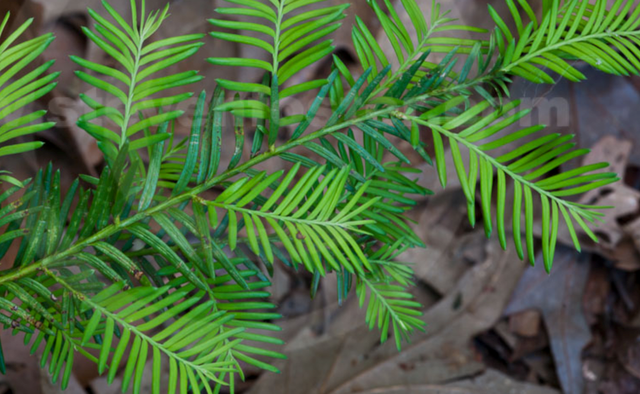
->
[357,276,425,350]
[209,0,348,144]
[411,98,618,272]
[495,0,640,83]
[73,0,204,157]
[0,13,58,186]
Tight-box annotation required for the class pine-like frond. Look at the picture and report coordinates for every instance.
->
[357,277,423,350]
[0,13,58,186]
[204,164,376,277]
[344,0,488,96]
[409,97,618,272]
[290,87,431,247]
[0,278,77,389]
[493,0,640,83]
[354,239,424,349]
[0,182,39,262]
[208,0,348,147]
[73,0,204,158]
[3,0,638,391]
[1,267,283,394]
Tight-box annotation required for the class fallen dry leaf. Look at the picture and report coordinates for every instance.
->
[248,235,526,394]
[505,248,592,394]
[0,329,44,394]
[510,310,543,338]
[338,369,559,394]
[401,191,474,294]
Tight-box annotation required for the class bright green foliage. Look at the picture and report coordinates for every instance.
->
[348,0,488,92]
[209,0,348,147]
[356,247,424,350]
[0,0,633,393]
[207,164,378,276]
[72,0,204,159]
[413,99,617,272]
[0,14,58,186]
[493,0,640,83]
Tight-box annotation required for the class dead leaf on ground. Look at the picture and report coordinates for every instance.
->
[336,369,559,394]
[510,310,543,338]
[505,248,592,394]
[248,236,526,394]
[401,191,473,294]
